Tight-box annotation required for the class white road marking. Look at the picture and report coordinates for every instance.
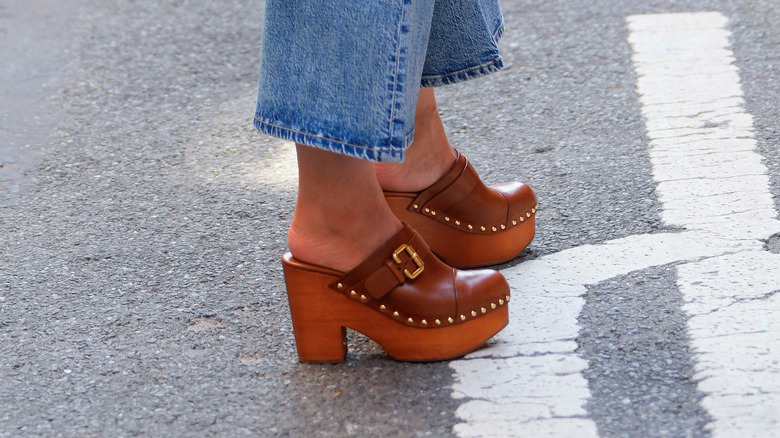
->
[630,12,780,436]
[451,11,780,437]
[678,252,780,437]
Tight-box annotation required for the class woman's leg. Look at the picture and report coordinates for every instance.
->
[258,1,513,362]
[374,88,456,192]
[283,141,511,363]
[289,87,454,272]
[287,144,402,273]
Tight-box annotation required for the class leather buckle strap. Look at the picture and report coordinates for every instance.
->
[393,243,424,279]
[328,225,429,300]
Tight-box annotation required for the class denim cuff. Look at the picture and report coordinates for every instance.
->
[421,22,505,88]
[420,57,504,87]
[254,117,410,163]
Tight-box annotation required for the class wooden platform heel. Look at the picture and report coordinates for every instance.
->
[281,224,511,363]
[384,150,537,268]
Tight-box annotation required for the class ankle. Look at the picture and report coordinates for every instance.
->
[288,207,402,273]
[375,88,457,192]
[374,143,456,192]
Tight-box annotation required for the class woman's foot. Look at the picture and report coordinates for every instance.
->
[376,87,538,268]
[288,144,402,273]
[384,151,537,268]
[283,223,511,363]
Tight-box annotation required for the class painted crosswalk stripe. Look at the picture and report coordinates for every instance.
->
[450,11,780,437]
[629,12,780,436]
[451,232,742,437]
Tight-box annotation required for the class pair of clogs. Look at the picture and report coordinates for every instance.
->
[282,151,537,362]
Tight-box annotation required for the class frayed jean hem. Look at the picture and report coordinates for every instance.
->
[254,117,410,163]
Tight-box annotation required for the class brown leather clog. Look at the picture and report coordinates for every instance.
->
[383,151,537,268]
[282,223,510,363]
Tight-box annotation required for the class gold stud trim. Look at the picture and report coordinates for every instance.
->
[420,203,536,235]
[407,317,414,324]
[380,305,387,311]
[421,319,428,326]
[448,317,455,324]
[360,295,367,302]
[481,307,487,314]
[460,314,466,321]
[337,283,344,290]
[505,295,511,302]
[350,290,357,297]
[499,299,505,305]
[491,303,497,309]
[471,310,477,317]
[435,319,441,326]
[393,311,400,318]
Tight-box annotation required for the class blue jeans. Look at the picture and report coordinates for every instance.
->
[254,0,504,162]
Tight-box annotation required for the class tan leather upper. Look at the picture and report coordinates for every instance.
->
[398,151,537,234]
[327,224,509,328]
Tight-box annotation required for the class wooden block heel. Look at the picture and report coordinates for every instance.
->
[282,260,349,363]
[281,224,511,363]
[383,150,537,268]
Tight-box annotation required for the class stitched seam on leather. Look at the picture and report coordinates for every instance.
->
[498,190,511,227]
[425,165,470,211]
[451,268,460,317]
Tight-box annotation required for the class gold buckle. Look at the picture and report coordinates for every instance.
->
[392,243,424,280]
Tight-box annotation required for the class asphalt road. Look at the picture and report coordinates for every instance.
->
[1,0,778,436]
